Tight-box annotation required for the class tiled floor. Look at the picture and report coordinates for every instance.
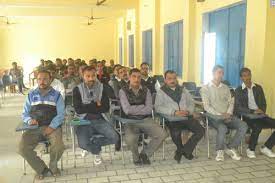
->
[0,93,275,183]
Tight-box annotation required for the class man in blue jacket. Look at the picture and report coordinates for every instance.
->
[18,70,65,180]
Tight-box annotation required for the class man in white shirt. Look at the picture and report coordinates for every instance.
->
[234,68,275,158]
[200,65,248,162]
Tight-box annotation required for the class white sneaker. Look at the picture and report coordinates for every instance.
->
[81,150,89,157]
[215,150,224,161]
[225,149,241,160]
[94,154,102,165]
[246,149,256,158]
[260,146,275,158]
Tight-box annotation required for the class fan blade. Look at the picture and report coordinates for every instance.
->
[91,17,105,20]
[96,0,107,6]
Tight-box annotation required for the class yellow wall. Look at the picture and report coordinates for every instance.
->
[262,1,275,116]
[0,17,116,73]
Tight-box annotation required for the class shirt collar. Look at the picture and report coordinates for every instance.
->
[142,75,151,81]
[34,86,54,95]
[209,81,223,88]
[115,76,121,82]
[242,82,256,90]
[129,85,142,91]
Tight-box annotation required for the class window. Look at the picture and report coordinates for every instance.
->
[142,29,153,69]
[164,20,183,77]
[202,3,246,86]
[119,38,123,65]
[128,35,134,67]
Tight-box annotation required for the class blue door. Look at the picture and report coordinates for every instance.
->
[164,20,183,77]
[142,29,153,68]
[128,35,134,67]
[119,38,123,65]
[208,3,246,86]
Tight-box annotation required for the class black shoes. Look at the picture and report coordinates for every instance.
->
[133,157,143,166]
[115,135,121,151]
[174,150,194,163]
[36,168,51,180]
[174,151,182,164]
[139,153,151,165]
[182,151,194,160]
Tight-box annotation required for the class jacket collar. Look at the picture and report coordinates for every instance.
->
[242,82,256,90]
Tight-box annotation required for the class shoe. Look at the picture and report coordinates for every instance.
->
[139,153,151,165]
[246,149,256,158]
[51,168,61,177]
[225,148,241,160]
[35,168,51,180]
[182,151,194,160]
[215,150,224,161]
[115,135,121,151]
[94,154,102,165]
[174,151,182,163]
[260,146,275,158]
[81,150,89,157]
[133,157,143,166]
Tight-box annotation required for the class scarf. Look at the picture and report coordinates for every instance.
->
[161,84,183,104]
[77,80,103,104]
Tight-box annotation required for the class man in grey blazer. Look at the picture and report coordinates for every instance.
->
[155,70,204,163]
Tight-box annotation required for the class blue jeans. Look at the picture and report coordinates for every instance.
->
[209,116,248,151]
[75,119,119,155]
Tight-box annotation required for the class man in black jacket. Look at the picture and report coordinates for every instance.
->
[140,63,160,94]
[73,66,119,165]
[234,68,275,158]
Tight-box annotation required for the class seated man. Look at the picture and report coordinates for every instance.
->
[18,70,65,180]
[119,68,168,165]
[73,66,119,165]
[200,65,248,161]
[155,70,204,163]
[140,62,160,94]
[97,61,110,84]
[62,64,81,90]
[235,68,275,158]
[108,64,122,98]
[62,64,80,106]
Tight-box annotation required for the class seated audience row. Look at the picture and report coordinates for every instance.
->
[18,58,275,180]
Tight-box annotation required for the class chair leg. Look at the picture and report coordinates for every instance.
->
[23,159,26,175]
[119,122,125,165]
[70,126,76,168]
[60,157,64,171]
[206,117,210,159]
[109,145,112,164]
[162,118,165,160]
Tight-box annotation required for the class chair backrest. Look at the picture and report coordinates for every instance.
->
[182,82,196,91]
[153,75,164,86]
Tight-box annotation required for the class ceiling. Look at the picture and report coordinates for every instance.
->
[0,0,137,19]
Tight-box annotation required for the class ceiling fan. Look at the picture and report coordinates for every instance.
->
[96,0,108,6]
[0,16,18,25]
[82,8,105,26]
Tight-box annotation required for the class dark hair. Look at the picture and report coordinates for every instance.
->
[212,65,224,73]
[140,62,149,67]
[113,64,121,70]
[82,66,96,73]
[12,62,17,65]
[239,67,251,77]
[37,69,51,77]
[129,68,140,76]
[67,64,75,68]
[164,70,176,79]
